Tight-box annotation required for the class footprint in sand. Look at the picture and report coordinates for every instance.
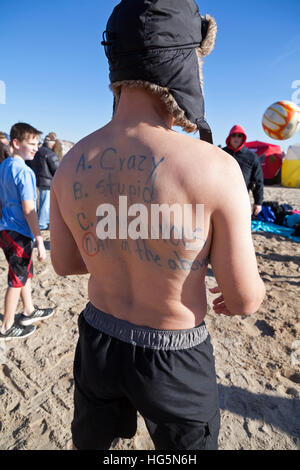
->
[282,368,300,384]
[241,318,276,338]
[254,320,276,338]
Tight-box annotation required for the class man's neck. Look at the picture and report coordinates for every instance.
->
[113,87,174,131]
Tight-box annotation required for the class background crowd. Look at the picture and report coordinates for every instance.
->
[0,129,63,230]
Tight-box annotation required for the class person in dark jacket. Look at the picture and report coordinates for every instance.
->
[223,125,264,216]
[28,134,60,230]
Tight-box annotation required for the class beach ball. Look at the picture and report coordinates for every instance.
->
[262,100,300,140]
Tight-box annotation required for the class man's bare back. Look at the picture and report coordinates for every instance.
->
[57,2,266,451]
[51,88,265,330]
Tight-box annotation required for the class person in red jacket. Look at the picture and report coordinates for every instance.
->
[223,125,264,216]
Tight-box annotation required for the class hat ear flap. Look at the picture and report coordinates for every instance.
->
[196,53,204,92]
[197,15,217,58]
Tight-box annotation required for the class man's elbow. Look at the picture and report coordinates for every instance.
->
[228,282,266,316]
[51,255,68,276]
[52,264,68,277]
[53,266,87,276]
[237,296,264,316]
[51,256,88,276]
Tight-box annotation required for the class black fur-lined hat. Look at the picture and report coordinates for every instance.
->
[102,0,217,143]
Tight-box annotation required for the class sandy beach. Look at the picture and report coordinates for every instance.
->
[0,185,299,450]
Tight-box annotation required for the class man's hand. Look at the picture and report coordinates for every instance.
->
[209,286,236,316]
[36,236,46,261]
[252,204,262,216]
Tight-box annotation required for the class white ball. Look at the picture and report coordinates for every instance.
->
[262,100,300,140]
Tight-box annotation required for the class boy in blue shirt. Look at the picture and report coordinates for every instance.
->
[0,123,54,340]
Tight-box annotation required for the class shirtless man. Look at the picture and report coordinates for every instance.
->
[50,0,265,450]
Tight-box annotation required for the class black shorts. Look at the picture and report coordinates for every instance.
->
[0,230,34,288]
[72,303,220,450]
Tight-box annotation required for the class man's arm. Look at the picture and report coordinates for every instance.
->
[50,186,88,276]
[209,158,265,316]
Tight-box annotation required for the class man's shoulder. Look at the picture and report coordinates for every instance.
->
[170,132,226,157]
[179,136,237,169]
[167,134,241,191]
[36,146,54,158]
[222,146,237,158]
[240,146,259,160]
[52,136,87,190]
[47,148,58,158]
[53,127,105,175]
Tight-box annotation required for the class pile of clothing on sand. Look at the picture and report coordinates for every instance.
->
[252,201,300,242]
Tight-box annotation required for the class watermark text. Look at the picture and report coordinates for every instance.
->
[291,80,300,105]
[0,80,6,104]
[95,196,205,251]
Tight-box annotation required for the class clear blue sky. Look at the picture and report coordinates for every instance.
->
[1,0,300,151]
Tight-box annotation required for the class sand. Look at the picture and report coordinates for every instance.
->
[0,185,299,450]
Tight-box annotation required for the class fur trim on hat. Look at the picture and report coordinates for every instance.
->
[197,15,217,59]
[110,81,198,133]
[109,16,217,134]
[195,15,217,92]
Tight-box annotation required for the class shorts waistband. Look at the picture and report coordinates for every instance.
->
[82,302,208,351]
